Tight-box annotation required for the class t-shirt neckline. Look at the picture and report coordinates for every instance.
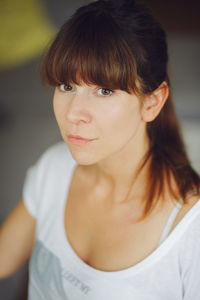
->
[59,159,200,279]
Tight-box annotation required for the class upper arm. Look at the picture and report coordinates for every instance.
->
[0,197,36,279]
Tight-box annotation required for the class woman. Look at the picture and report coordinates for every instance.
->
[0,0,200,299]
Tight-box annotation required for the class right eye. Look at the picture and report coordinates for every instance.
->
[59,84,74,92]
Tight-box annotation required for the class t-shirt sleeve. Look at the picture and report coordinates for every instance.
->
[181,216,200,299]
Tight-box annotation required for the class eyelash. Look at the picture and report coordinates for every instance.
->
[58,84,114,97]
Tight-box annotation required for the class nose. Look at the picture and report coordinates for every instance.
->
[66,89,92,125]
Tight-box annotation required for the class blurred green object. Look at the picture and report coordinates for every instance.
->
[0,0,57,70]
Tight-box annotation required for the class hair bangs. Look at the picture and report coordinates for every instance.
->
[40,0,200,219]
[42,12,138,94]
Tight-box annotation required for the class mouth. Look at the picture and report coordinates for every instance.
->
[67,134,95,146]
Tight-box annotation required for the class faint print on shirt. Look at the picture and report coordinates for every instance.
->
[29,239,91,299]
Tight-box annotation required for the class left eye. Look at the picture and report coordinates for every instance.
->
[97,88,114,96]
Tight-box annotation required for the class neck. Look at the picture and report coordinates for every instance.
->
[85,131,150,204]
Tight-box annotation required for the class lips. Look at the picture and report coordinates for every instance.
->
[67,134,94,141]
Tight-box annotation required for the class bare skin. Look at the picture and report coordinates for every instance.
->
[64,164,199,272]
[0,81,199,277]
[53,82,167,203]
[53,81,199,271]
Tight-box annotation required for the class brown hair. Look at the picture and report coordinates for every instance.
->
[41,0,200,218]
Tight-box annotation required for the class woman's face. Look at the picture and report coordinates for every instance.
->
[53,83,147,165]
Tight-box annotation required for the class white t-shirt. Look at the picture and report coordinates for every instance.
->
[22,141,200,300]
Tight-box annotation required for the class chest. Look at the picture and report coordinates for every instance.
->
[64,169,174,272]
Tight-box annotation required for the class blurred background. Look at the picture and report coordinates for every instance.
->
[0,0,199,299]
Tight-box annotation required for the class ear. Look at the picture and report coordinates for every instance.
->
[141,81,169,122]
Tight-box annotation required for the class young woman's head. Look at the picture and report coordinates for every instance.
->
[42,0,200,217]
[42,0,168,94]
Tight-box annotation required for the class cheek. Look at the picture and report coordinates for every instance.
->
[98,104,141,143]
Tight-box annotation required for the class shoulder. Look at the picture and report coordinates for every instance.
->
[38,141,70,163]
[166,195,200,254]
[171,195,200,232]
[34,141,75,172]
[178,198,200,286]
[24,141,76,192]
[22,141,76,218]
[178,198,200,299]
[178,196,200,253]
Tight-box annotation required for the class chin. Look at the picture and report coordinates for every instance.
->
[68,148,98,166]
